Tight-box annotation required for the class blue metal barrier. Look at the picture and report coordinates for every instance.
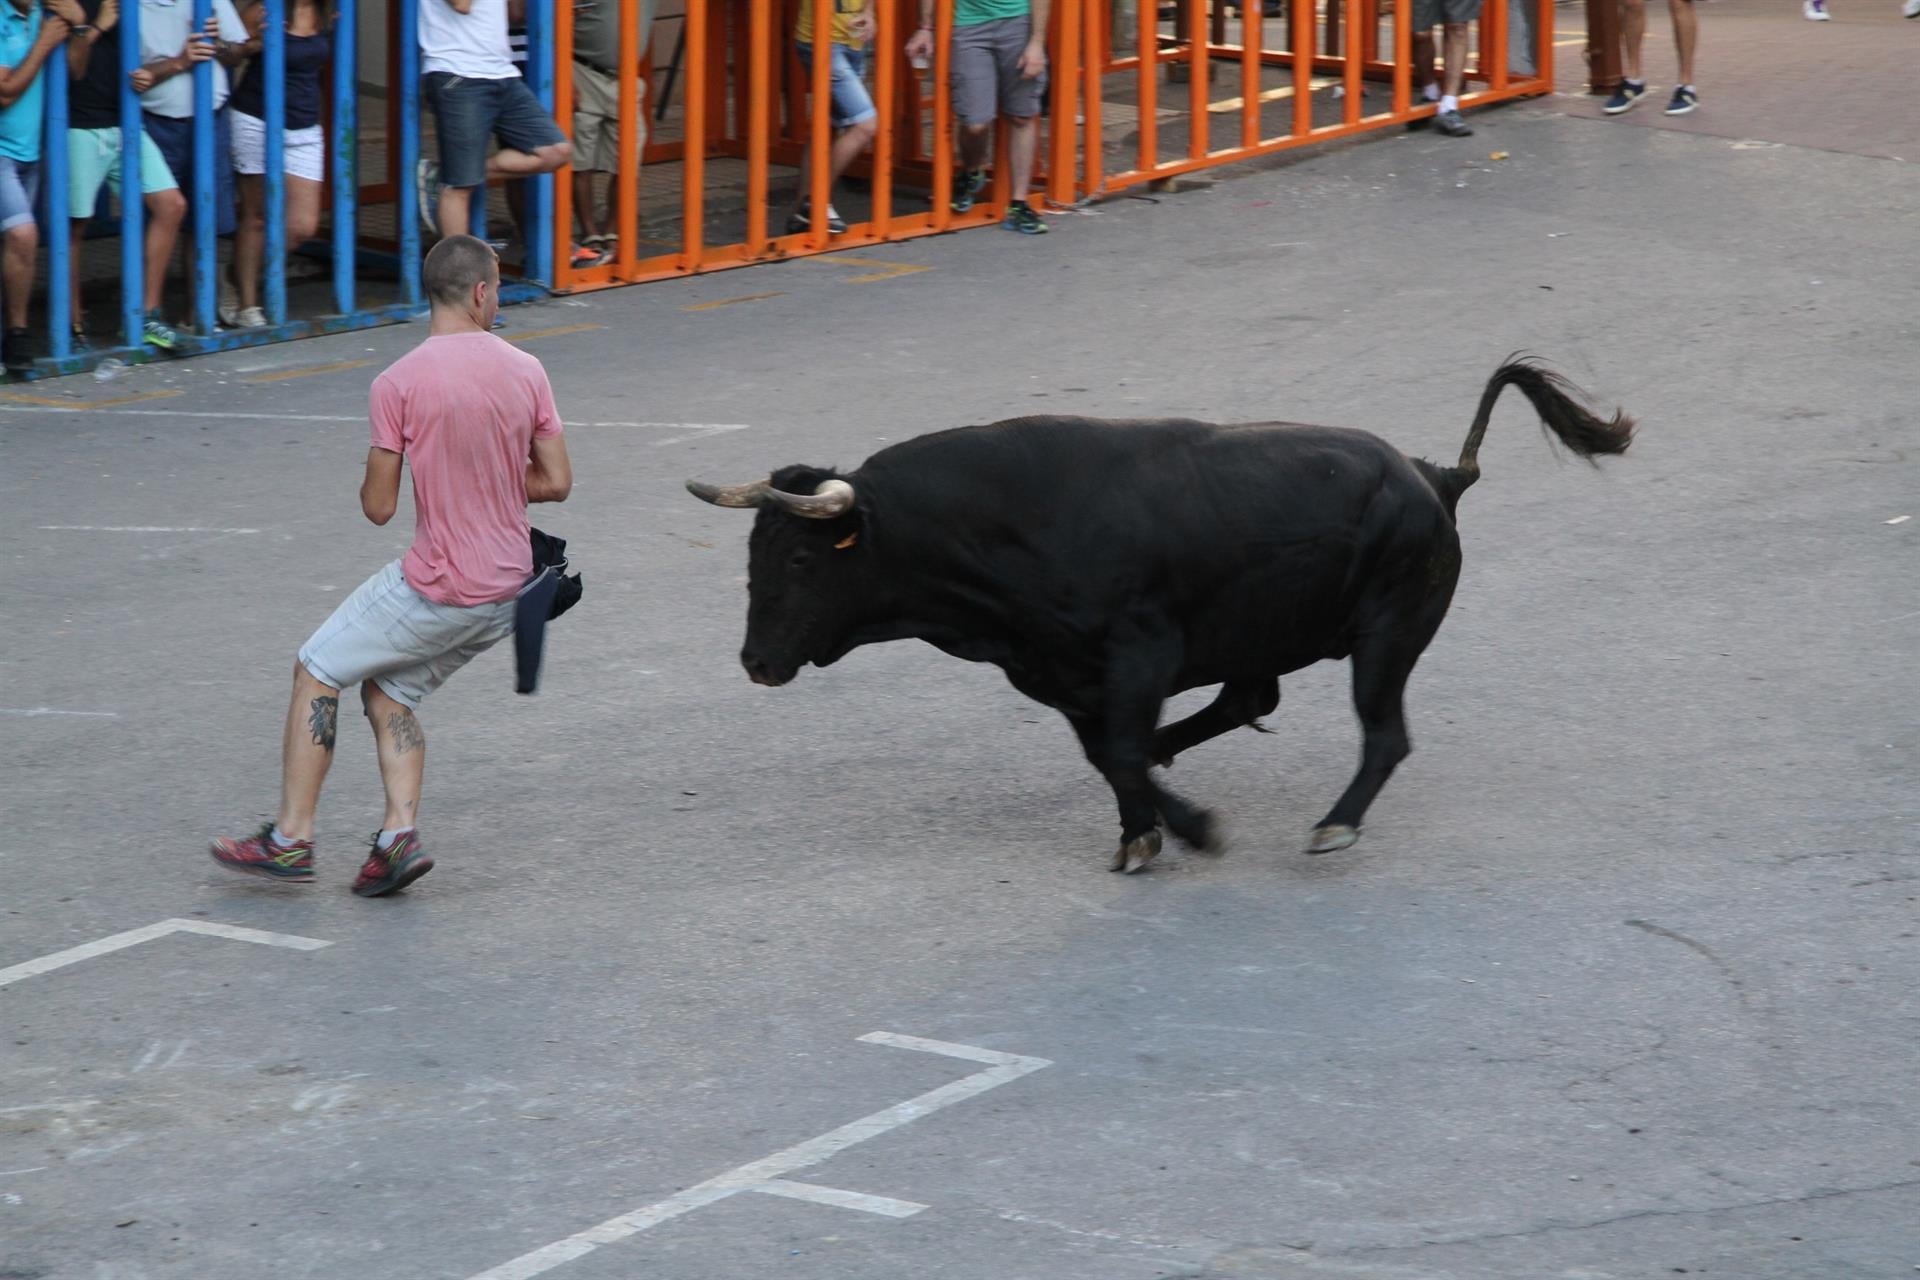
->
[12,2,558,382]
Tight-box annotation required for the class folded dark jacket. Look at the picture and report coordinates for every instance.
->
[515,527,583,694]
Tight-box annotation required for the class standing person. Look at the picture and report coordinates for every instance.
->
[65,0,188,350]
[1409,0,1480,136]
[0,0,70,373]
[222,0,331,329]
[133,0,250,319]
[210,235,573,897]
[904,0,1051,236]
[571,0,654,258]
[1602,0,1698,116]
[415,0,572,243]
[788,0,875,237]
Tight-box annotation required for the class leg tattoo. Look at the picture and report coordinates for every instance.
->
[386,709,425,755]
[307,696,339,751]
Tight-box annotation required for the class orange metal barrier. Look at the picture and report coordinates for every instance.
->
[547,0,1550,293]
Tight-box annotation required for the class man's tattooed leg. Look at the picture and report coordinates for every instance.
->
[308,696,339,751]
[386,708,425,755]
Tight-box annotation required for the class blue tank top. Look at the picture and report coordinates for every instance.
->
[231,28,331,132]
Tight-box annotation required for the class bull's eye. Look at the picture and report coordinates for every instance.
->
[789,549,813,569]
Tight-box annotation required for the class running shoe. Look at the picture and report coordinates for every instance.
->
[1665,85,1699,115]
[210,822,316,883]
[1803,0,1831,18]
[352,830,435,897]
[951,167,987,213]
[1603,79,1648,113]
[142,313,180,351]
[1435,107,1474,136]
[1003,200,1049,234]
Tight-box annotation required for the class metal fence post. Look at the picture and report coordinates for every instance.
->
[44,34,71,359]
[398,0,422,306]
[526,0,554,286]
[1585,0,1621,94]
[191,0,216,334]
[264,0,286,324]
[119,0,145,347]
[331,0,356,313]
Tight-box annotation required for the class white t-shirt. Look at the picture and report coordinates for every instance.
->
[138,0,248,119]
[420,0,516,79]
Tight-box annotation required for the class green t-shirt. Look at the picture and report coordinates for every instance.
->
[956,0,1030,25]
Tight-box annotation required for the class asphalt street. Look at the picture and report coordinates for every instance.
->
[3,88,1918,1280]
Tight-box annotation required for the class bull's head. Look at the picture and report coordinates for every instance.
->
[687,466,867,687]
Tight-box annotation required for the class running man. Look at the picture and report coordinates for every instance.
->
[210,235,572,896]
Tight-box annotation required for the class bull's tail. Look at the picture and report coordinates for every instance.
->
[1451,356,1635,495]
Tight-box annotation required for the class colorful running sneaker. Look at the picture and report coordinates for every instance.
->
[142,313,180,351]
[352,830,435,898]
[951,167,987,213]
[210,822,315,882]
[1003,200,1049,235]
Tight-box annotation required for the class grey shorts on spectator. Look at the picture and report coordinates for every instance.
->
[951,16,1046,125]
[1413,0,1483,27]
[298,561,517,709]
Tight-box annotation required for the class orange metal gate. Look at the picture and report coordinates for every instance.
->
[548,0,1550,293]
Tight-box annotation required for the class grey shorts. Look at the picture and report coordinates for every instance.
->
[952,16,1047,125]
[1414,0,1482,29]
[298,561,516,709]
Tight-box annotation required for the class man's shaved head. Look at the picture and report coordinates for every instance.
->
[423,235,498,309]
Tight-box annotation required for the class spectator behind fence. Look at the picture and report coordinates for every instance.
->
[0,0,70,373]
[789,0,874,238]
[570,0,654,264]
[905,0,1051,236]
[1409,0,1479,137]
[221,0,331,329]
[416,0,571,243]
[66,0,187,351]
[134,0,248,324]
[1603,0,1699,116]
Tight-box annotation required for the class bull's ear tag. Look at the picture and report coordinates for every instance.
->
[834,532,860,550]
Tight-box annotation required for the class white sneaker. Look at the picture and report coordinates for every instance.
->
[218,277,240,327]
[1803,0,1831,16]
[1904,0,1919,19]
[234,306,268,329]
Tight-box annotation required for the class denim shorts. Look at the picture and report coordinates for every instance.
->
[0,156,38,233]
[795,42,877,129]
[142,110,237,236]
[298,561,517,709]
[424,71,568,189]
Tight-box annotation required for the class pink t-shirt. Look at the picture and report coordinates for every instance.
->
[369,332,563,606]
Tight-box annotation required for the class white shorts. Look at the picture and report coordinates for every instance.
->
[298,561,516,709]
[230,109,326,183]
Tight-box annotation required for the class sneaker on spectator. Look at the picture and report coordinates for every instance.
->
[1903,0,1918,18]
[218,277,241,328]
[569,242,606,268]
[210,821,316,883]
[1664,85,1698,115]
[352,829,434,897]
[1803,0,1832,15]
[1434,107,1473,136]
[787,202,849,235]
[235,306,268,329]
[3,327,32,375]
[415,159,444,234]
[1003,200,1048,235]
[1602,79,1648,114]
[951,167,987,213]
[142,313,181,351]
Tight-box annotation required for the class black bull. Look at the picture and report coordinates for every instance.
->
[689,358,1634,873]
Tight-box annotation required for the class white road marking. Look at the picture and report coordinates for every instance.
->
[0,708,120,718]
[0,918,332,989]
[37,525,261,534]
[465,1033,1051,1280]
[0,1167,49,1178]
[752,1179,930,1218]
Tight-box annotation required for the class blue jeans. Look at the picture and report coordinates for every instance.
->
[795,43,878,129]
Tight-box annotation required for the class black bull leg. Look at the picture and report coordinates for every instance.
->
[1151,677,1280,768]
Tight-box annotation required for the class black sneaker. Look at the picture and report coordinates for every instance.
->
[1434,108,1473,137]
[951,168,987,213]
[1603,79,1648,114]
[787,201,849,235]
[2,328,31,376]
[1003,200,1048,235]
[1664,85,1698,115]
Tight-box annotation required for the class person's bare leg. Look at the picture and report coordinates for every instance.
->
[143,189,185,314]
[1442,21,1469,98]
[1621,0,1646,81]
[69,218,88,332]
[1670,0,1696,85]
[436,184,474,241]
[3,223,37,329]
[1007,116,1039,201]
[485,141,572,180]
[573,170,606,240]
[1411,31,1436,94]
[276,660,340,841]
[234,173,265,311]
[362,681,425,835]
[959,120,992,173]
[829,118,877,187]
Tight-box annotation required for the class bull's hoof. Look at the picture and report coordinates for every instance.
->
[1110,830,1163,875]
[1306,823,1359,855]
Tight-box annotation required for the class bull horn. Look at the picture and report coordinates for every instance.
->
[760,479,857,520]
[686,478,771,508]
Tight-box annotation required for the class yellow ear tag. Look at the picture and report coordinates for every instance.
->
[834,532,860,550]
